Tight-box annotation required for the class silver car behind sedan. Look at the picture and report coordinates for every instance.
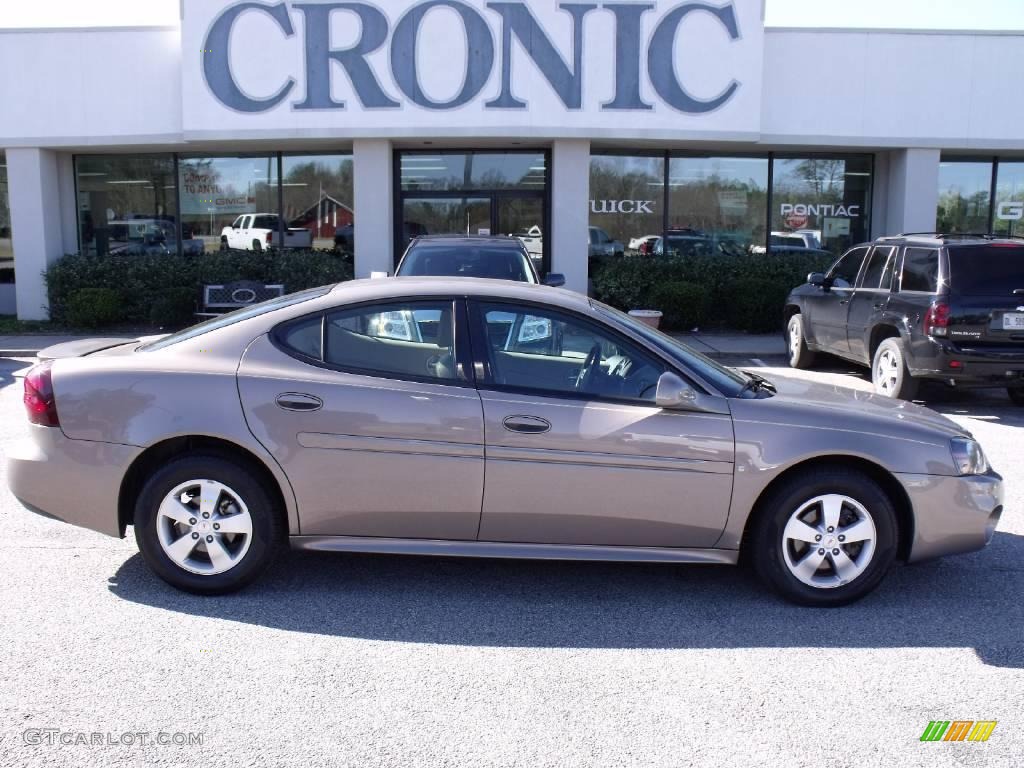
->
[7,278,1003,605]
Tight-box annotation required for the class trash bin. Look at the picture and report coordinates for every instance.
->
[628,309,663,329]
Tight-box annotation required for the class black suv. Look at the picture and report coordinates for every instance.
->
[784,234,1024,401]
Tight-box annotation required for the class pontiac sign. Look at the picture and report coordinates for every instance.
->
[182,0,764,137]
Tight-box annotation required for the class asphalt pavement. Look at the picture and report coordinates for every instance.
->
[0,353,1021,768]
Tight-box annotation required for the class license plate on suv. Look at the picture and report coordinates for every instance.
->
[1003,313,1024,330]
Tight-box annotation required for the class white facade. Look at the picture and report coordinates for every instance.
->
[2,1,1023,319]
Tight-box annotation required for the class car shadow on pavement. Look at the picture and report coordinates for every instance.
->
[108,530,1024,668]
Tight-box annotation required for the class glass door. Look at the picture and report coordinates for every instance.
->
[400,197,492,253]
[495,195,545,276]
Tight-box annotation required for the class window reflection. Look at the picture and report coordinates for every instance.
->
[400,152,546,192]
[282,154,354,253]
[76,154,178,258]
[994,162,1024,237]
[771,156,871,255]
[179,155,277,253]
[937,161,992,234]
[588,155,664,257]
[667,156,769,257]
[0,151,11,282]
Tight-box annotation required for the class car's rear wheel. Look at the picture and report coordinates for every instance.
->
[750,468,898,606]
[786,314,817,369]
[252,239,263,253]
[872,338,919,400]
[133,455,283,594]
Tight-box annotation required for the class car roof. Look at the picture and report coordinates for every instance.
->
[874,233,1024,247]
[327,276,588,309]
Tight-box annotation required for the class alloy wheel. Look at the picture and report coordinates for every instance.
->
[156,479,253,575]
[874,348,899,395]
[781,494,877,588]
[788,319,801,364]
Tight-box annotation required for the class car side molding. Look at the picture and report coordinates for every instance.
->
[289,536,739,565]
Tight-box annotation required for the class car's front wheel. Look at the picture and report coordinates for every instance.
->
[786,314,817,369]
[872,338,919,400]
[133,455,283,594]
[750,468,898,606]
[1007,386,1024,406]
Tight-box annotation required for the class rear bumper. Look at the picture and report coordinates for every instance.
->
[6,426,140,538]
[908,338,1024,385]
[896,471,1003,562]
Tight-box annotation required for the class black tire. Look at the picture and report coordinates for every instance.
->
[133,454,284,595]
[252,239,263,253]
[786,314,817,369]
[750,467,898,607]
[219,237,228,252]
[1008,387,1024,406]
[871,337,919,400]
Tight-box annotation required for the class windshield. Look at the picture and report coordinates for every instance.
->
[140,286,332,352]
[398,244,537,283]
[592,301,750,397]
[947,245,1024,296]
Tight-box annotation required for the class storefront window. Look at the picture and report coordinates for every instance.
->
[0,151,12,280]
[936,160,992,234]
[76,154,177,258]
[282,154,354,253]
[667,156,769,257]
[994,162,1024,237]
[399,152,546,192]
[178,155,278,253]
[770,156,871,255]
[588,155,664,256]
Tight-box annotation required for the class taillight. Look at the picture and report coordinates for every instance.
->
[23,361,59,427]
[266,231,273,245]
[924,302,951,337]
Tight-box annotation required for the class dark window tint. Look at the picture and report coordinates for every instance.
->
[946,245,1024,296]
[478,303,666,402]
[398,244,535,283]
[253,215,278,230]
[900,248,940,293]
[828,247,868,288]
[324,301,458,381]
[279,316,322,359]
[859,246,895,289]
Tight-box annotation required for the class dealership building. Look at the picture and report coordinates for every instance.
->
[1,0,1024,319]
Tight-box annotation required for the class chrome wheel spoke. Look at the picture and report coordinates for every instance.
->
[214,514,252,536]
[830,549,861,583]
[792,549,827,581]
[839,518,873,543]
[166,532,199,563]
[158,497,193,526]
[198,480,222,518]
[206,536,233,571]
[820,495,843,531]
[784,518,820,544]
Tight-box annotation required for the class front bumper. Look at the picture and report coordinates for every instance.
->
[6,426,140,539]
[897,470,1003,562]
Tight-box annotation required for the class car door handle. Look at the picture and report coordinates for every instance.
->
[276,393,323,412]
[502,415,551,434]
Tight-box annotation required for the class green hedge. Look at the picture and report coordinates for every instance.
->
[591,251,834,333]
[46,249,353,329]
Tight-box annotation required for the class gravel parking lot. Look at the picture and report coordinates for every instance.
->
[0,353,1021,768]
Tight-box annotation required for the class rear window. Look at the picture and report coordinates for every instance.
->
[947,245,1024,296]
[398,245,535,283]
[900,248,940,293]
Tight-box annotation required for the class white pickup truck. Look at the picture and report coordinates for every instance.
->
[220,214,313,251]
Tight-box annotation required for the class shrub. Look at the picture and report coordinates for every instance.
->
[591,250,834,333]
[46,249,354,329]
[649,281,711,331]
[65,287,125,328]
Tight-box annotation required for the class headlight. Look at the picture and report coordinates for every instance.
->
[950,437,989,475]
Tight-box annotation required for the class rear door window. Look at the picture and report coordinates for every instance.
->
[900,248,940,293]
[828,247,869,288]
[858,246,895,289]
[946,245,1024,296]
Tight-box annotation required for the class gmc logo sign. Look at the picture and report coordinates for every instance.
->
[998,202,1024,221]
[202,1,744,114]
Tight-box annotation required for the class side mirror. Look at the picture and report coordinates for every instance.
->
[655,372,698,410]
[808,272,827,287]
[543,273,566,287]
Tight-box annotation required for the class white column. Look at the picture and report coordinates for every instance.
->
[352,139,393,278]
[884,148,941,237]
[8,148,64,320]
[550,139,590,294]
